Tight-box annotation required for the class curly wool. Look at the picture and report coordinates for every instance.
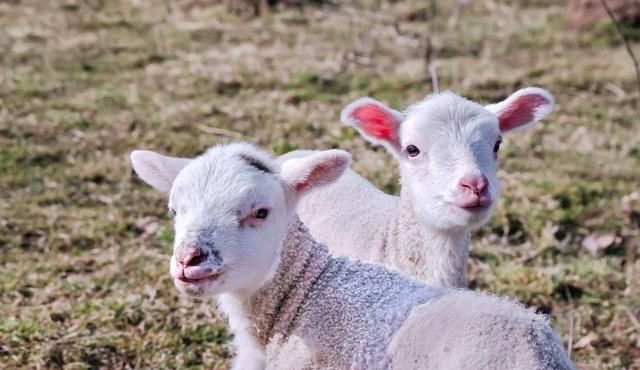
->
[387,290,573,370]
[279,152,470,288]
[376,192,470,287]
[249,218,441,369]
[266,289,575,370]
[259,220,573,370]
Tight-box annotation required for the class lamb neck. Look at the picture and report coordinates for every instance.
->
[245,217,331,347]
[381,191,471,288]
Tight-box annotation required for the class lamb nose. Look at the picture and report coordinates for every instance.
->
[179,248,209,267]
[459,175,488,196]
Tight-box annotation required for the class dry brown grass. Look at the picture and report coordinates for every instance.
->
[1,0,639,369]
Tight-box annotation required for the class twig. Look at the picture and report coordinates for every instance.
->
[447,0,469,30]
[622,306,640,331]
[53,331,128,345]
[257,0,270,16]
[514,245,551,264]
[424,0,438,90]
[567,311,575,357]
[599,0,640,108]
[429,61,440,94]
[197,124,243,139]
[625,236,638,296]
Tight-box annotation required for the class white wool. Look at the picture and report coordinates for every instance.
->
[131,143,572,370]
[267,290,575,370]
[279,87,555,288]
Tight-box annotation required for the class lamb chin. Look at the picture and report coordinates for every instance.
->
[175,278,208,296]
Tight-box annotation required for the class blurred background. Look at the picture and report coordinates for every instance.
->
[1,0,639,369]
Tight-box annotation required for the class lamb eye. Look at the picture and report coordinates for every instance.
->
[254,208,269,219]
[168,207,176,216]
[406,145,421,157]
[493,138,502,153]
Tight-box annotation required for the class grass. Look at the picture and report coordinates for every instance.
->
[0,0,639,369]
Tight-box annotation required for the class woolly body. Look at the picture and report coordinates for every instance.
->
[265,220,571,370]
[249,219,439,369]
[283,165,470,287]
[266,286,575,370]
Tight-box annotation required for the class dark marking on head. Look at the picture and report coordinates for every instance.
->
[210,249,223,264]
[239,154,273,174]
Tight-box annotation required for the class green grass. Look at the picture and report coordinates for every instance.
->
[1,0,639,369]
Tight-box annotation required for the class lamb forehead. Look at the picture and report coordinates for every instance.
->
[171,143,278,200]
[401,92,498,141]
[206,142,277,172]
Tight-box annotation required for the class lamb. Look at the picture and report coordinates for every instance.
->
[279,87,555,288]
[130,142,573,370]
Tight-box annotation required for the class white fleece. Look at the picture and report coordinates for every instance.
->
[263,221,574,370]
[277,153,470,288]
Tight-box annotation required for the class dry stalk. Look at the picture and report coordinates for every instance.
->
[567,311,575,357]
[599,0,640,108]
[622,306,640,331]
[258,0,270,16]
[429,61,440,94]
[424,0,439,91]
[197,124,244,139]
[448,0,469,30]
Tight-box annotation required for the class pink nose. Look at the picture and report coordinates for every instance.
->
[176,247,208,267]
[458,174,488,196]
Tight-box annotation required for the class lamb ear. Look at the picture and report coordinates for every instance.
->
[280,150,352,196]
[485,87,555,133]
[341,97,404,156]
[130,150,191,193]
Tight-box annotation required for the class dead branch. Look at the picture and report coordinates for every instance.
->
[424,0,438,91]
[448,0,470,30]
[567,311,575,357]
[429,61,440,94]
[599,0,640,108]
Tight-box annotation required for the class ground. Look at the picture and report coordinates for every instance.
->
[0,0,639,369]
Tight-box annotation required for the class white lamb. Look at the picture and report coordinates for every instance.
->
[130,143,573,370]
[279,87,555,288]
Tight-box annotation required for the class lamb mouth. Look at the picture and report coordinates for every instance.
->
[453,198,493,212]
[176,272,222,284]
[459,203,491,212]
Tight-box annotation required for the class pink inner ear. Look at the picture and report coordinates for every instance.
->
[498,94,550,132]
[350,104,399,141]
[294,163,329,193]
[293,156,346,193]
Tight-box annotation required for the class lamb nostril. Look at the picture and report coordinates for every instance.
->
[476,182,487,195]
[460,182,473,191]
[475,177,488,195]
[186,252,208,266]
[180,248,209,267]
[459,179,478,193]
[459,175,488,196]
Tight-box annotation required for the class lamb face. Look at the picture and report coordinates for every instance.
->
[398,94,501,230]
[131,144,291,297]
[341,87,554,231]
[130,143,352,298]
